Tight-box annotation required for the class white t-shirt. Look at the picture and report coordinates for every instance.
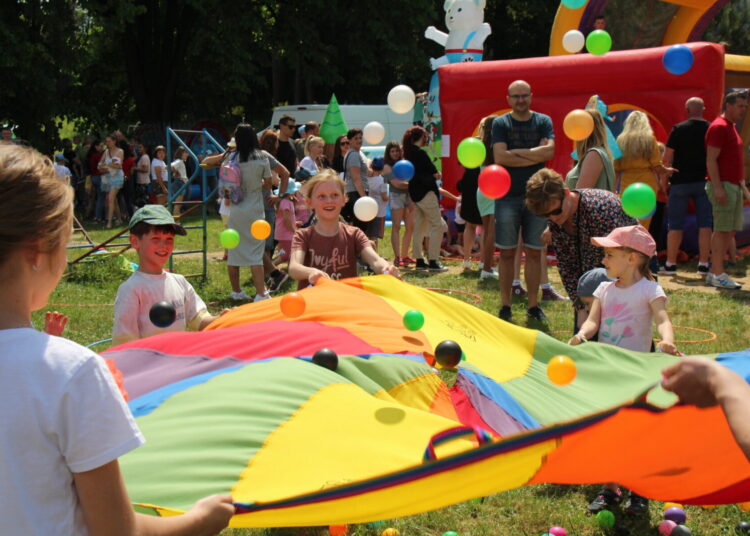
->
[136,154,150,184]
[113,270,209,346]
[171,159,188,182]
[0,328,143,535]
[150,157,166,183]
[593,277,667,353]
[299,156,319,174]
[368,174,388,218]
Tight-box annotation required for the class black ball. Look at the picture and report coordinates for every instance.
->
[671,525,692,536]
[737,521,750,533]
[435,340,462,369]
[312,348,338,371]
[149,301,176,328]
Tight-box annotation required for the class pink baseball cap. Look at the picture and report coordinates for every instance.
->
[591,225,656,257]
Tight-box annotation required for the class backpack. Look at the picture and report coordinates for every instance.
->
[219,153,244,204]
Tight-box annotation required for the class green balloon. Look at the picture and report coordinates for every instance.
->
[443,532,459,536]
[621,182,656,219]
[220,228,241,249]
[586,30,612,56]
[403,309,425,331]
[596,510,615,528]
[457,137,486,169]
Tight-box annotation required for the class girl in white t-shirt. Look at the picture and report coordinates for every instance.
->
[0,144,233,535]
[151,145,168,204]
[569,224,676,354]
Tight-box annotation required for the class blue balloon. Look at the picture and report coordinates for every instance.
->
[663,45,694,75]
[392,159,415,180]
[561,0,587,8]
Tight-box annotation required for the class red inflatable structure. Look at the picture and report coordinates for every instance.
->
[438,42,725,194]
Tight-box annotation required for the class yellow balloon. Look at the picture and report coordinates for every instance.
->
[381,529,400,536]
[664,502,683,512]
[251,219,271,240]
[547,355,577,386]
[563,109,594,141]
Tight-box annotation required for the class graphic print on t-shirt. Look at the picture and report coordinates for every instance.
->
[308,243,350,280]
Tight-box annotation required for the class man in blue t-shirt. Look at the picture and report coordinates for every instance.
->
[492,80,556,324]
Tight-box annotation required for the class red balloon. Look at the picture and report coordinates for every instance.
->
[478,165,511,199]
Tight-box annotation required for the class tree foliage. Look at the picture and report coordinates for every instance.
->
[20,0,734,153]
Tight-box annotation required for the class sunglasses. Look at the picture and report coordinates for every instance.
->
[283,123,297,130]
[539,204,563,218]
[340,141,350,146]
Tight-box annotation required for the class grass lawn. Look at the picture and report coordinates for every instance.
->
[57,211,750,536]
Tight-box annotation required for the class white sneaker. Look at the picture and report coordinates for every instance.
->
[230,290,252,301]
[253,291,271,302]
[708,272,742,289]
[480,269,498,280]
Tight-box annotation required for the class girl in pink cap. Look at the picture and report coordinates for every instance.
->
[569,224,676,355]
[569,224,677,516]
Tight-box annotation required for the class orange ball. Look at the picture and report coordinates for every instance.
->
[329,525,348,536]
[739,501,750,512]
[280,292,306,318]
[547,355,576,385]
[381,530,400,536]
[251,219,272,240]
[563,109,594,141]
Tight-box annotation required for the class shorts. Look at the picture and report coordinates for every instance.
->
[706,181,743,232]
[342,191,379,237]
[477,188,495,217]
[667,181,712,230]
[390,189,411,210]
[494,195,547,250]
[370,217,385,239]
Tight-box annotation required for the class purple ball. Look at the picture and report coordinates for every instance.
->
[549,527,567,536]
[665,506,686,525]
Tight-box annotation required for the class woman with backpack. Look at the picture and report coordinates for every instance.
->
[225,124,273,302]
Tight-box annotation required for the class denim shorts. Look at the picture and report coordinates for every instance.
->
[494,195,547,250]
[667,181,713,230]
[390,189,411,210]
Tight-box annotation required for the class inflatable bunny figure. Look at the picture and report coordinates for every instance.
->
[425,0,492,70]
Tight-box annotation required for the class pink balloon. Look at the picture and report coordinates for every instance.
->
[659,520,677,536]
[549,527,567,536]
[478,165,511,199]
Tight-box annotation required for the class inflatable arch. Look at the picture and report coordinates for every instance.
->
[438,42,724,192]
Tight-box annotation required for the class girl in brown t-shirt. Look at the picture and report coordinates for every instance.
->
[289,170,399,288]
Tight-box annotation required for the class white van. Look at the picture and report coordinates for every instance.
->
[270,104,412,147]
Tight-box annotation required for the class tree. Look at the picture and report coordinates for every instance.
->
[703,0,750,56]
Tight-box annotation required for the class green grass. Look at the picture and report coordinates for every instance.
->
[55,212,750,535]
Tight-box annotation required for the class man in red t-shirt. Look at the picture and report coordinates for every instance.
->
[705,90,749,289]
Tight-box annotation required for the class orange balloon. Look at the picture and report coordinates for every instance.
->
[740,501,750,512]
[563,109,594,141]
[329,525,348,536]
[280,292,306,318]
[381,530,400,536]
[251,219,271,240]
[547,355,577,385]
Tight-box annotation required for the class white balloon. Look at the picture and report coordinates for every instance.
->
[562,30,585,53]
[387,84,416,115]
[363,121,385,145]
[353,196,378,222]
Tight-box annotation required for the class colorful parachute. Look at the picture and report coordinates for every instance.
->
[106,276,750,528]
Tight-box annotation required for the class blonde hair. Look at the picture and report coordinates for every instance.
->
[477,115,497,166]
[616,111,657,161]
[304,136,324,156]
[0,144,73,265]
[302,168,345,198]
[575,109,611,161]
[615,246,655,281]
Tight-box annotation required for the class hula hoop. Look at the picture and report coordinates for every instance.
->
[426,287,482,304]
[86,338,113,349]
[48,303,114,307]
[551,325,717,345]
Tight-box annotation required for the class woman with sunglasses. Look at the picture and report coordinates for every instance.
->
[331,135,349,175]
[525,168,636,327]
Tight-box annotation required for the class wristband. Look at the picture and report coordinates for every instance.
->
[576,333,587,343]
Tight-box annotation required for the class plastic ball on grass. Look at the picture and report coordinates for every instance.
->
[664,502,683,512]
[434,340,462,369]
[671,525,692,536]
[380,529,400,536]
[442,532,459,536]
[665,506,686,524]
[659,520,677,536]
[329,525,347,536]
[596,510,615,529]
[403,309,425,331]
[736,521,750,533]
[312,348,338,371]
[149,301,176,328]
[548,526,567,536]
